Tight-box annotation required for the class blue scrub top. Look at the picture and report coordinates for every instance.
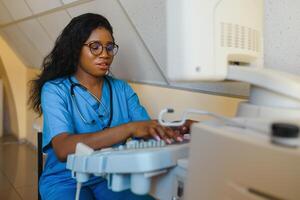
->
[40,75,150,188]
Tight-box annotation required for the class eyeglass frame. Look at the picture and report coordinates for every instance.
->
[83,41,119,56]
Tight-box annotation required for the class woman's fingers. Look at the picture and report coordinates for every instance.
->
[152,124,183,144]
[149,127,161,141]
[164,126,183,142]
[154,125,171,144]
[133,120,188,144]
[172,119,197,135]
[180,125,189,134]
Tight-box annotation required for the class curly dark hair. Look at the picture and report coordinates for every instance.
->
[29,13,114,115]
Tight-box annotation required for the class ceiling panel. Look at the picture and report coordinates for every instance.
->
[0,1,13,25]
[24,0,62,14]
[18,19,53,57]
[61,0,79,4]
[119,0,166,73]
[1,25,43,68]
[38,10,71,41]
[67,0,167,84]
[1,0,32,20]
[264,0,300,75]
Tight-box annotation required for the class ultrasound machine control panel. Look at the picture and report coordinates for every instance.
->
[66,139,189,196]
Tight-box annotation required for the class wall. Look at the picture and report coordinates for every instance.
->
[26,67,42,146]
[0,59,18,137]
[0,80,2,137]
[130,83,243,121]
[0,37,41,143]
[0,36,27,139]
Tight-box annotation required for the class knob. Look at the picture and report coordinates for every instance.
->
[271,123,299,148]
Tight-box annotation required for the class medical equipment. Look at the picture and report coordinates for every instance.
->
[66,139,189,199]
[165,0,300,199]
[167,0,263,81]
[68,76,113,127]
[158,108,243,127]
[186,121,300,200]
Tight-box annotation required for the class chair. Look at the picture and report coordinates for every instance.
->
[37,131,43,200]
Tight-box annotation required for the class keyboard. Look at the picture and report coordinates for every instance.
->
[66,139,189,194]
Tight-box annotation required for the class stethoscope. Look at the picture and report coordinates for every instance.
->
[68,76,113,128]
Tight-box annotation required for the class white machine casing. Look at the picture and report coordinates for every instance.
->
[166,0,300,199]
[167,0,264,81]
[186,122,300,200]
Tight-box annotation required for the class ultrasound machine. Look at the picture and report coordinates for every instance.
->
[67,0,300,199]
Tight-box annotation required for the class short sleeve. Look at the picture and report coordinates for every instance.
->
[123,82,150,121]
[41,82,74,149]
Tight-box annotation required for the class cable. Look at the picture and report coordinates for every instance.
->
[75,182,82,200]
[158,108,244,128]
[73,143,95,200]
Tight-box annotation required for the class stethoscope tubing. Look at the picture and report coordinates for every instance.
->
[68,76,113,128]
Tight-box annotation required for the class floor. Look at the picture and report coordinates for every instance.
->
[0,135,38,200]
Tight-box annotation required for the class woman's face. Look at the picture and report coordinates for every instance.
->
[76,27,115,78]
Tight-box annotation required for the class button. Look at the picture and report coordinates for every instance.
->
[118,145,125,150]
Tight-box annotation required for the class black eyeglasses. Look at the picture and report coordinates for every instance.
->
[84,41,119,56]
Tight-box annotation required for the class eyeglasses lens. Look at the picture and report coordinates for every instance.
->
[88,42,118,56]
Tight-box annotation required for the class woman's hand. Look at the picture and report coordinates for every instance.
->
[128,120,184,144]
[171,119,197,135]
